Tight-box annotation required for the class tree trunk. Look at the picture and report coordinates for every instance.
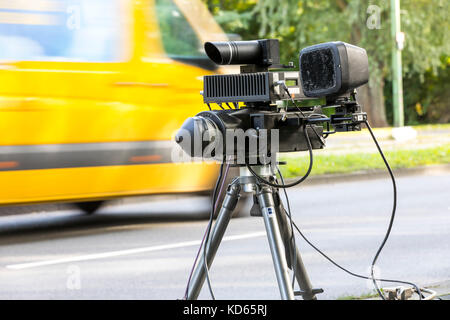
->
[357,78,389,127]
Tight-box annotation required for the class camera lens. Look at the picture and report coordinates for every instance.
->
[204,41,262,65]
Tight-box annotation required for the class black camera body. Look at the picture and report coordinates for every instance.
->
[176,108,324,162]
[175,39,369,163]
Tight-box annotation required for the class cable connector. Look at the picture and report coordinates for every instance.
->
[384,286,437,300]
[351,112,368,124]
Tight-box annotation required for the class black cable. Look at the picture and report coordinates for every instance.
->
[274,121,422,300]
[183,217,212,299]
[284,86,421,298]
[245,124,313,188]
[366,119,393,298]
[364,120,422,300]
[245,84,325,191]
[203,161,226,299]
[282,85,325,146]
[289,212,422,300]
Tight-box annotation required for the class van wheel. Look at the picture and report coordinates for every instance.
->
[75,201,104,215]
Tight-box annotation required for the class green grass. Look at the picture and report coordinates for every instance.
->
[280,144,450,178]
[412,123,450,131]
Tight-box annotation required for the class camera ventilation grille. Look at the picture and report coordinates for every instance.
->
[203,73,270,103]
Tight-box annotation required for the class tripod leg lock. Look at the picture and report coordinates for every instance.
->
[294,288,324,297]
[250,195,262,216]
[221,183,241,211]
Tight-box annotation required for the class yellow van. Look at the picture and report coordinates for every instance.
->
[0,0,229,213]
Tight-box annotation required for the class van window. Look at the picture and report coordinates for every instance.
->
[0,0,124,62]
[154,0,216,70]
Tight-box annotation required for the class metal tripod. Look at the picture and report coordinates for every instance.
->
[186,165,322,300]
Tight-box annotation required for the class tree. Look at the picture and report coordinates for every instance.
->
[203,0,449,127]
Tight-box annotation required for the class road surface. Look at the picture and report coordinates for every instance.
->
[0,171,449,299]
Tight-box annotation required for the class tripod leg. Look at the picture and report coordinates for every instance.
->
[257,185,295,300]
[186,181,241,300]
[273,190,317,300]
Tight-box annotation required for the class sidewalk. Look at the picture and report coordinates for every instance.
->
[427,280,450,300]
[322,124,450,154]
[304,163,450,185]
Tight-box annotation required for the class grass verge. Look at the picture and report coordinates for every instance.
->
[412,123,450,131]
[280,144,450,178]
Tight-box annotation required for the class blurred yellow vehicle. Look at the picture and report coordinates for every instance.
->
[0,0,229,212]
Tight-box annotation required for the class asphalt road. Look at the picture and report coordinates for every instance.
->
[0,171,449,300]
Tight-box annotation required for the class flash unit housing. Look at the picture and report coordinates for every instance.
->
[299,41,369,98]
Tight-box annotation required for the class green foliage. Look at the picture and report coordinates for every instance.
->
[206,0,449,79]
[386,56,450,124]
[203,0,259,41]
[400,0,449,78]
[156,0,205,57]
